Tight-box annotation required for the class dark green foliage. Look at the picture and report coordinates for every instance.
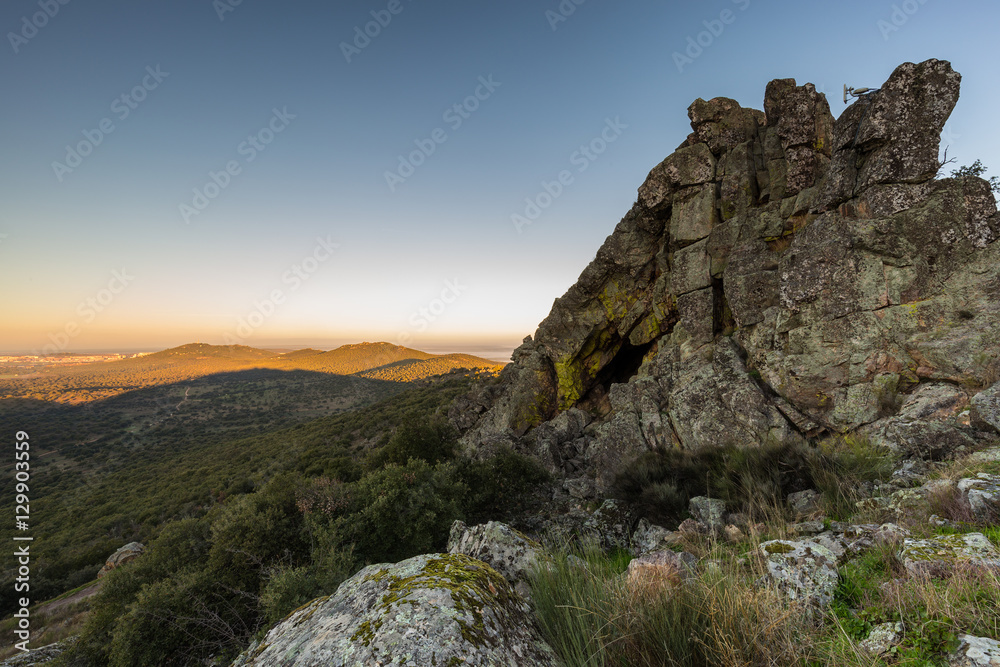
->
[58,379,555,665]
[455,446,550,525]
[612,437,894,525]
[207,474,309,591]
[320,459,468,564]
[951,159,1000,193]
[71,518,214,665]
[365,414,458,469]
[0,376,474,620]
[610,441,815,524]
[258,531,354,627]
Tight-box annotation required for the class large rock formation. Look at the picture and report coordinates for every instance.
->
[454,59,999,491]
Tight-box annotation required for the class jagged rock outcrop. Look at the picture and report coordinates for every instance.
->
[455,58,999,492]
[232,553,560,667]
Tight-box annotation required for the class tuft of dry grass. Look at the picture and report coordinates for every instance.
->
[531,545,819,667]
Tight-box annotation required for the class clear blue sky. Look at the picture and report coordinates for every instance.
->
[2,0,997,357]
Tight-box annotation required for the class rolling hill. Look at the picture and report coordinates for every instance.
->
[0,342,504,404]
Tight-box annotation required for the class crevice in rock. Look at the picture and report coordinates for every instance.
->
[604,339,657,389]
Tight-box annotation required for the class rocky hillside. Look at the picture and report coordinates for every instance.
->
[453,58,999,493]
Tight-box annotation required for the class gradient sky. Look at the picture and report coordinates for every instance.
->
[2,0,998,357]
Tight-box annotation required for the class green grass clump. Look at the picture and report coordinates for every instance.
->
[530,547,812,666]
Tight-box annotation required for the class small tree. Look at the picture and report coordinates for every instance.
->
[951,159,1000,193]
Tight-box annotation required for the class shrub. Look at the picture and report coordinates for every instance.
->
[207,473,309,592]
[455,446,550,525]
[314,458,467,564]
[259,536,354,626]
[365,413,458,469]
[611,440,819,525]
[951,159,1000,193]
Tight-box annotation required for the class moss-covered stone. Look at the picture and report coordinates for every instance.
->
[231,553,560,667]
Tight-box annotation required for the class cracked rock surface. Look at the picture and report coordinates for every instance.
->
[453,58,999,493]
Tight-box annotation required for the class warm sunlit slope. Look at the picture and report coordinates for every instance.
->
[0,343,504,403]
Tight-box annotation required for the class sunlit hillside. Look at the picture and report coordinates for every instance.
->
[0,342,505,404]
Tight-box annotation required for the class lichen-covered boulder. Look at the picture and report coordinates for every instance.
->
[971,382,1000,433]
[759,539,839,608]
[232,553,559,667]
[949,634,1000,666]
[971,446,1000,463]
[581,499,634,550]
[689,496,727,532]
[97,542,144,578]
[0,640,73,666]
[957,474,1000,522]
[860,621,904,657]
[447,521,547,599]
[787,490,821,517]
[900,533,1000,577]
[630,518,678,555]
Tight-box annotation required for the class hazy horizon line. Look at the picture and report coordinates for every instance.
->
[0,339,519,363]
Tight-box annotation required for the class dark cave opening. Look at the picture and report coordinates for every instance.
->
[594,338,657,395]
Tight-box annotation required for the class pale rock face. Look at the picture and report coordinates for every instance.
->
[454,58,1000,495]
[860,622,905,657]
[97,542,145,578]
[580,499,634,550]
[626,548,697,588]
[230,553,560,667]
[950,635,1000,667]
[630,518,678,556]
[787,489,821,517]
[957,474,1000,522]
[759,539,839,608]
[688,496,727,532]
[447,520,548,601]
[900,533,1000,577]
[971,383,1000,433]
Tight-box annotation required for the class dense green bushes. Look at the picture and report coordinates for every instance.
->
[0,377,475,621]
[63,407,549,666]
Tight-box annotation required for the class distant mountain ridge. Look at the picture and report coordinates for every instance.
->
[0,342,504,404]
